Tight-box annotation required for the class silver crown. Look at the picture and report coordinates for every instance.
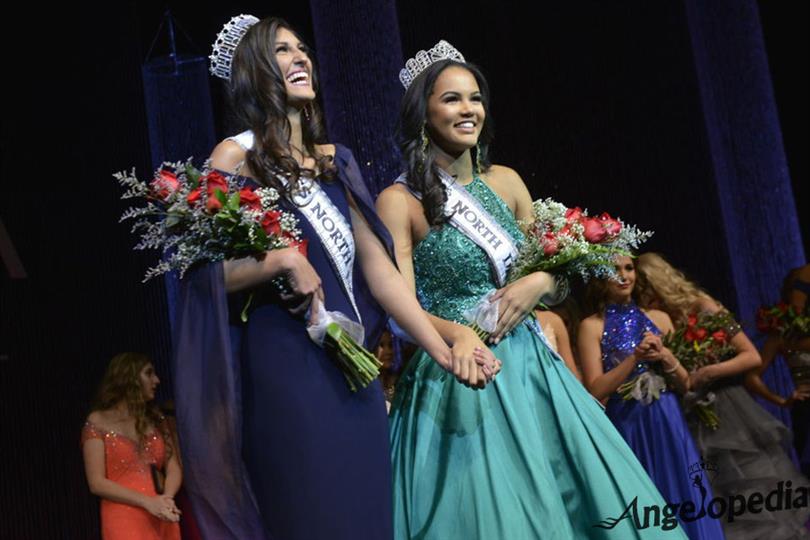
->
[209,14,260,80]
[399,40,466,89]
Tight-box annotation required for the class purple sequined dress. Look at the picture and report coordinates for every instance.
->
[601,303,725,540]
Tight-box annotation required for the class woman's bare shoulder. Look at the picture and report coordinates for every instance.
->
[210,140,247,173]
[579,314,604,332]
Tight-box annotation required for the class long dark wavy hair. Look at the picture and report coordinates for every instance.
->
[91,352,173,457]
[227,17,334,198]
[397,59,494,227]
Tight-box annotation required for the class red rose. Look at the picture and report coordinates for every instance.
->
[694,328,708,341]
[711,330,727,343]
[239,188,262,211]
[206,195,223,213]
[582,217,608,243]
[685,328,697,342]
[262,210,282,236]
[542,232,559,256]
[150,169,179,200]
[687,314,698,328]
[202,171,228,194]
[565,206,585,223]
[186,187,202,205]
[598,212,622,237]
[200,171,229,212]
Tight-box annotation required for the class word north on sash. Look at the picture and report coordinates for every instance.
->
[450,200,504,250]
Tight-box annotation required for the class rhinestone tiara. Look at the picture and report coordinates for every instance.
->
[399,40,466,89]
[209,14,260,80]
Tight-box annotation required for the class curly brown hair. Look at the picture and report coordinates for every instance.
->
[92,352,173,457]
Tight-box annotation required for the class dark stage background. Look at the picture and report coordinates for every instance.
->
[1,2,806,537]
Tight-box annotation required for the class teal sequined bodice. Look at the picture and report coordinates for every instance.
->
[413,176,523,323]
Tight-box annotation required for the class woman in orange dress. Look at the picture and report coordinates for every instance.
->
[81,352,182,540]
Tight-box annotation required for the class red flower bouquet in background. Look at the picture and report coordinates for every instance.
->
[662,311,740,429]
[756,302,810,340]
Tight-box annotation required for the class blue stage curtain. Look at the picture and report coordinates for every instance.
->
[309,0,405,196]
[683,0,805,425]
[141,53,216,349]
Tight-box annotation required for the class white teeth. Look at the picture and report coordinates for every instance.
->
[287,71,309,85]
[456,121,474,128]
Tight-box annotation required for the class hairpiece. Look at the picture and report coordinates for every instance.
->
[209,14,260,80]
[399,40,466,89]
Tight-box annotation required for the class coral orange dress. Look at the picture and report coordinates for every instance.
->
[81,421,181,540]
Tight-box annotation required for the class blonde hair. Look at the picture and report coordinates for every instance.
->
[635,253,712,324]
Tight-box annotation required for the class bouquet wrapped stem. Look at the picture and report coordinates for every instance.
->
[325,323,383,392]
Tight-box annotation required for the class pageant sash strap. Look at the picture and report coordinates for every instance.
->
[225,130,362,324]
[278,174,362,325]
[395,170,518,286]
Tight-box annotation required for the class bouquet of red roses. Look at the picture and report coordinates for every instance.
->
[661,311,739,429]
[114,160,305,282]
[115,160,380,392]
[466,200,652,342]
[508,199,652,284]
[756,302,810,340]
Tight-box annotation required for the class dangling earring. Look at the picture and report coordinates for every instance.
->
[418,126,430,173]
[420,126,430,158]
[475,141,484,175]
[302,103,311,121]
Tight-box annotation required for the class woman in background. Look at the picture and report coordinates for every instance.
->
[746,264,810,477]
[82,352,181,540]
[579,255,724,539]
[636,252,809,539]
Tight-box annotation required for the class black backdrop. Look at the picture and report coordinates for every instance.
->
[1,2,806,537]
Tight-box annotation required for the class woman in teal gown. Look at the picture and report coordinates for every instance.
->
[377,46,689,539]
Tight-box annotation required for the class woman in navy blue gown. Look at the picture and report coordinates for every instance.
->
[171,16,498,540]
[578,256,726,539]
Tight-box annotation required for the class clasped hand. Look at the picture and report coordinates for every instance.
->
[633,332,665,361]
[145,494,181,522]
[488,272,553,344]
[784,388,810,408]
[449,326,502,389]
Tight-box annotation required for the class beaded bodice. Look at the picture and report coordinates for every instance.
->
[81,421,169,489]
[413,176,522,323]
[600,302,660,373]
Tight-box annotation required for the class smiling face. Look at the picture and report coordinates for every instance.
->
[607,256,636,303]
[138,363,160,401]
[425,65,485,155]
[274,26,315,105]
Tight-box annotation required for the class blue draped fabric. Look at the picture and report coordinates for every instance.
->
[309,0,404,196]
[683,0,805,426]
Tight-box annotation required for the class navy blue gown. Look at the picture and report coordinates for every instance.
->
[173,145,394,540]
